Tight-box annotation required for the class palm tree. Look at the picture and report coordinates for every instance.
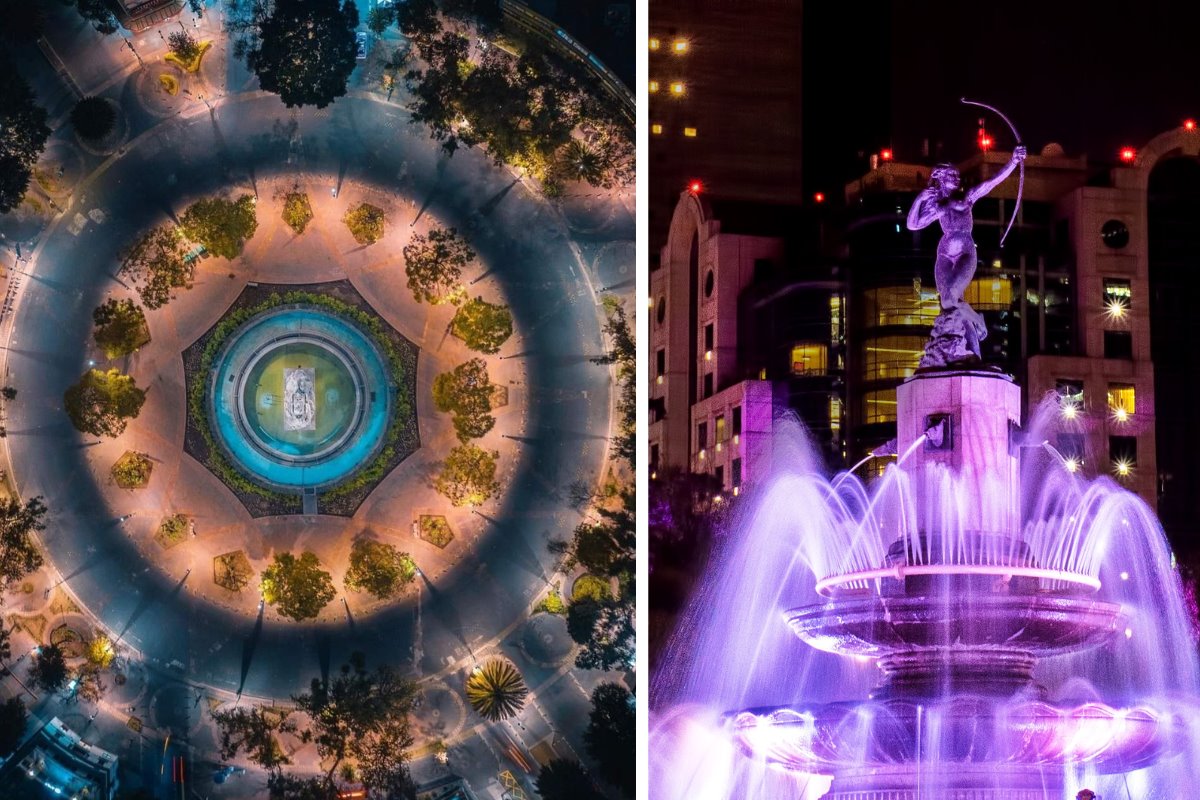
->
[558,140,606,187]
[465,658,528,722]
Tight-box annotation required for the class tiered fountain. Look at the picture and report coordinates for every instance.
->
[651,145,1200,798]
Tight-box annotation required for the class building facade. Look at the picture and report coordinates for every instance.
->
[651,126,1200,517]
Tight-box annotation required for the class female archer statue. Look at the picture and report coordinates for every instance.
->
[906,145,1026,366]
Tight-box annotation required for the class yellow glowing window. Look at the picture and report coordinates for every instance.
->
[1108,384,1135,414]
[862,388,898,425]
[863,336,926,381]
[862,286,939,327]
[670,82,685,95]
[649,37,660,50]
[673,39,688,53]
[683,127,698,137]
[830,295,843,339]
[715,415,727,442]
[758,368,767,380]
[651,123,663,135]
[963,277,1013,311]
[790,343,828,376]
[649,80,660,93]
[830,395,843,435]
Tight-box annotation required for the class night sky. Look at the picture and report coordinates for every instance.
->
[805,1,1200,195]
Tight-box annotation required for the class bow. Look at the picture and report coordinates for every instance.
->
[961,97,1023,248]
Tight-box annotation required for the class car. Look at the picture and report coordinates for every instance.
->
[356,31,368,60]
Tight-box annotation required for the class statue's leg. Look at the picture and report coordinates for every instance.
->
[934,251,957,309]
[945,245,977,308]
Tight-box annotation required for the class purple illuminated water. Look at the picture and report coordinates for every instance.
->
[651,381,1200,799]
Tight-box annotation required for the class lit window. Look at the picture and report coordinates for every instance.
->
[790,343,828,376]
[862,286,939,327]
[649,80,660,93]
[649,37,660,50]
[1103,277,1131,318]
[1108,384,1135,420]
[683,127,698,137]
[673,39,688,53]
[862,336,925,381]
[829,395,843,436]
[963,277,1013,311]
[862,389,897,424]
[651,123,663,135]
[830,295,843,340]
[670,82,685,95]
[715,415,727,443]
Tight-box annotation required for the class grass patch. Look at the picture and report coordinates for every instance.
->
[158,73,180,95]
[155,514,190,549]
[571,573,611,602]
[418,515,454,549]
[164,40,212,73]
[536,587,566,615]
[214,550,254,592]
[282,192,314,235]
[111,450,153,489]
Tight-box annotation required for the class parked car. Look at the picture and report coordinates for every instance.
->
[356,31,368,59]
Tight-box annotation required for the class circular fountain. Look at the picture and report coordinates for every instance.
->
[726,372,1194,798]
[208,305,393,492]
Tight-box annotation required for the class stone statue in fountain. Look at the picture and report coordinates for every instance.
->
[906,145,1026,367]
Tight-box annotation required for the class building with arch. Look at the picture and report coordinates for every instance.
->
[651,125,1200,522]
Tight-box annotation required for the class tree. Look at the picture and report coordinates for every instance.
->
[405,32,470,155]
[267,774,336,800]
[365,5,392,34]
[592,299,634,466]
[585,683,634,797]
[465,658,527,722]
[394,0,439,52]
[434,444,499,507]
[0,626,10,664]
[0,5,45,43]
[292,653,419,789]
[93,299,150,358]
[282,192,314,234]
[180,195,259,259]
[571,490,634,584]
[536,759,605,800]
[0,496,45,587]
[75,664,107,703]
[249,0,359,109]
[344,538,416,599]
[570,600,634,672]
[343,203,385,245]
[71,97,117,141]
[261,551,336,621]
[0,57,51,213]
[402,226,474,304]
[119,226,193,309]
[86,634,116,669]
[168,30,201,62]
[0,697,27,757]
[211,705,295,772]
[451,297,513,354]
[71,0,119,33]
[30,643,69,693]
[64,369,146,438]
[432,359,494,442]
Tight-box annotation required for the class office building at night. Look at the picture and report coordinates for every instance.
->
[649,125,1200,518]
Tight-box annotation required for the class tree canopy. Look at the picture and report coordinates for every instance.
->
[63,369,146,438]
[93,299,150,358]
[0,57,50,213]
[211,705,295,772]
[451,297,513,354]
[432,358,494,442]
[250,0,359,109]
[0,496,45,587]
[30,643,69,693]
[70,96,116,141]
[0,697,27,757]
[585,683,635,797]
[180,195,259,259]
[434,444,499,507]
[262,551,336,621]
[402,226,473,304]
[119,226,193,309]
[291,652,419,790]
[568,598,634,672]
[536,759,605,800]
[465,658,527,722]
[592,299,635,466]
[344,538,416,599]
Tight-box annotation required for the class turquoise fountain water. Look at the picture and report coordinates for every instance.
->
[209,306,392,491]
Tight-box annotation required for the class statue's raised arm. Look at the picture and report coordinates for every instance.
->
[966,145,1027,205]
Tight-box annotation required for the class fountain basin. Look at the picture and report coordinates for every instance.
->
[730,697,1183,774]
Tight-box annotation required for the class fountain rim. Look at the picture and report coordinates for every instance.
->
[814,564,1101,596]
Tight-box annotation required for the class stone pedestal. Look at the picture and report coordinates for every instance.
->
[896,370,1022,540]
